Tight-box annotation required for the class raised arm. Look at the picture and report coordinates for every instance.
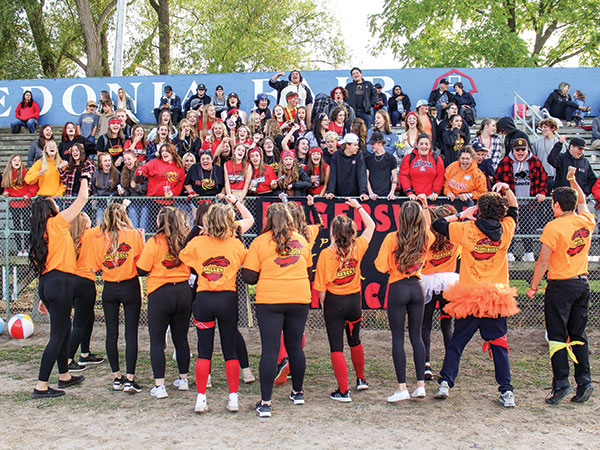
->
[567,166,590,214]
[347,197,375,243]
[227,194,254,233]
[60,176,90,223]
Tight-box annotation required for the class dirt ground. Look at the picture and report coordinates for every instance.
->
[1,324,599,449]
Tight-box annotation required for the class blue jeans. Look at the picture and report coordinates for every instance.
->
[390,110,403,126]
[355,110,373,130]
[11,118,37,133]
[128,200,149,231]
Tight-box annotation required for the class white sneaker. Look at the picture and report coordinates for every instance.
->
[242,367,256,383]
[499,390,516,407]
[411,386,426,398]
[150,384,168,399]
[387,390,410,403]
[227,392,239,412]
[173,378,189,391]
[522,252,535,262]
[507,253,516,262]
[195,393,208,413]
[206,374,212,388]
[434,381,449,399]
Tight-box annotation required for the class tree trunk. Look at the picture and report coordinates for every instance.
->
[149,0,171,74]
[74,0,103,76]
[23,0,59,77]
[505,0,516,32]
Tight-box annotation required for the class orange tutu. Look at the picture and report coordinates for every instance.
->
[442,282,519,319]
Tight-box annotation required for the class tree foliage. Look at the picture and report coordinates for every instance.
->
[369,0,600,67]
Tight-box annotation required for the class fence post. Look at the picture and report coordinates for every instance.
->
[3,196,10,321]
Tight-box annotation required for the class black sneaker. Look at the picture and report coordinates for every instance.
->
[289,390,305,405]
[571,383,594,403]
[67,361,86,373]
[78,354,105,366]
[113,376,127,391]
[545,385,572,405]
[356,377,369,391]
[58,375,85,389]
[424,364,433,381]
[32,387,65,399]
[330,389,352,402]
[274,357,289,386]
[124,380,142,394]
[255,401,272,418]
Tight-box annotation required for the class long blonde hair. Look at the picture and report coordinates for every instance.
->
[100,202,134,260]
[204,203,237,240]
[155,207,188,265]
[394,201,427,272]
[41,141,63,171]
[70,212,90,257]
[1,155,25,188]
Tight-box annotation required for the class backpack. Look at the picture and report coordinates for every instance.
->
[312,93,335,119]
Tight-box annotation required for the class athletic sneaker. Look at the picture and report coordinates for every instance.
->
[206,374,212,388]
[545,385,572,405]
[387,390,410,402]
[67,361,86,373]
[571,383,594,403]
[195,393,208,413]
[78,354,104,366]
[123,380,142,394]
[151,385,168,399]
[113,376,127,391]
[274,358,290,385]
[411,386,426,398]
[227,392,239,412]
[242,367,256,383]
[32,387,65,399]
[522,252,535,262]
[58,375,85,388]
[173,378,189,391]
[356,377,369,391]
[330,389,352,403]
[424,364,433,381]
[289,390,305,405]
[499,390,516,407]
[434,381,450,399]
[255,401,271,418]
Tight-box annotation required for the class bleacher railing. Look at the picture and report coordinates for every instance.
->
[514,91,544,138]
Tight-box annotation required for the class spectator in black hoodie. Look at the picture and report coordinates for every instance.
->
[325,133,369,200]
[388,85,411,126]
[183,83,211,115]
[496,116,530,157]
[543,82,590,125]
[548,136,597,195]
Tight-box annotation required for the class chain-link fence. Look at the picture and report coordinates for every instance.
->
[2,195,600,329]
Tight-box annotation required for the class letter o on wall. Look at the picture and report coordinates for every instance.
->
[63,84,97,116]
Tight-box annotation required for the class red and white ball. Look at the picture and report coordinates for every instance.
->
[8,314,34,339]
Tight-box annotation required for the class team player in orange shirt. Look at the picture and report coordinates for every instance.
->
[179,196,254,413]
[433,183,520,407]
[527,168,595,404]
[89,203,145,393]
[30,171,90,398]
[314,198,375,402]
[136,207,192,399]
[375,199,434,402]
[243,203,312,417]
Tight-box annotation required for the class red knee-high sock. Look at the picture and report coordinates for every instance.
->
[302,333,305,349]
[331,351,348,393]
[350,344,365,379]
[225,359,240,393]
[277,332,287,364]
[195,358,211,394]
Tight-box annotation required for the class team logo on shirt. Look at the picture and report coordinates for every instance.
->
[274,240,303,267]
[567,228,590,256]
[108,145,123,155]
[471,237,501,261]
[161,254,180,269]
[198,178,215,190]
[102,243,131,269]
[429,247,453,267]
[202,256,231,281]
[333,259,358,285]
[166,171,179,183]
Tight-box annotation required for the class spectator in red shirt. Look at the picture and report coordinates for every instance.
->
[399,134,444,200]
[11,91,40,134]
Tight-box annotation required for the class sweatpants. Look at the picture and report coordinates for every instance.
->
[69,276,96,360]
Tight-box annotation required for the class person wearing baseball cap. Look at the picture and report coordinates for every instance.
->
[154,84,182,126]
[365,132,398,201]
[472,141,495,181]
[428,77,455,119]
[183,82,211,115]
[325,133,369,200]
[251,93,273,122]
[548,135,597,194]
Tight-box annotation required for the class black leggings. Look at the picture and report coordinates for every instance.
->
[422,292,452,362]
[69,276,96,359]
[148,282,192,379]
[236,331,250,369]
[388,278,426,383]
[102,277,141,374]
[38,271,73,382]
[255,302,309,402]
[194,291,239,361]
[323,292,362,352]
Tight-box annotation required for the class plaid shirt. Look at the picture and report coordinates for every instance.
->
[471,135,503,171]
[59,159,95,196]
[493,153,548,196]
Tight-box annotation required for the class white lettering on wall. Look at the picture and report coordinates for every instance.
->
[367,76,396,97]
[335,77,348,87]
[22,86,53,116]
[251,79,278,104]
[62,84,96,116]
[153,82,165,108]
[0,87,10,117]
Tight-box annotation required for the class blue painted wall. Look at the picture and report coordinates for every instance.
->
[1,67,598,126]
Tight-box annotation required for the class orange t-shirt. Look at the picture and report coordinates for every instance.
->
[244,230,312,304]
[314,236,369,295]
[448,216,516,285]
[422,240,461,275]
[90,228,144,282]
[540,212,595,280]
[137,234,191,294]
[374,229,435,283]
[43,214,76,275]
[306,224,320,250]
[179,235,247,292]
[74,226,100,281]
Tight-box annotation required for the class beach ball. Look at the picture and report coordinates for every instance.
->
[8,314,34,339]
[0,317,4,335]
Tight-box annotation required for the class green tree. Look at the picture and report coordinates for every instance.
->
[369,0,600,67]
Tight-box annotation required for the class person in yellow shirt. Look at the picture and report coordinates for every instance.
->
[25,140,67,196]
[527,167,595,404]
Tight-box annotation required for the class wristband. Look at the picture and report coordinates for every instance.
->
[529,286,538,292]
[357,206,364,211]
[455,212,461,220]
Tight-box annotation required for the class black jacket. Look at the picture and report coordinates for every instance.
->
[388,90,411,114]
[437,119,470,150]
[496,116,531,156]
[184,94,211,113]
[428,89,455,107]
[345,80,378,114]
[327,149,368,196]
[543,89,571,111]
[548,142,598,195]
